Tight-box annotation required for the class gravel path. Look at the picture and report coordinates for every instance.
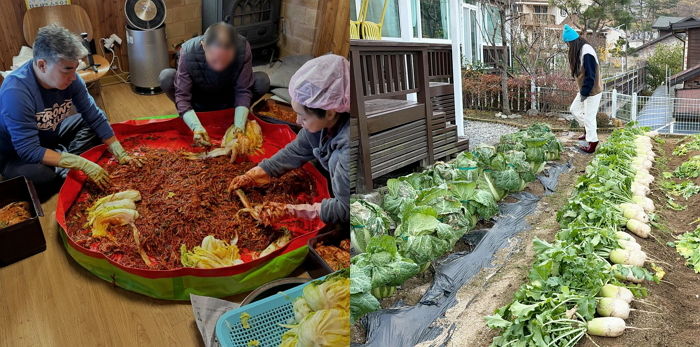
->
[464,120,519,149]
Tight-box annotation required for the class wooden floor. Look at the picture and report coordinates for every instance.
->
[1,82,220,347]
[100,82,178,122]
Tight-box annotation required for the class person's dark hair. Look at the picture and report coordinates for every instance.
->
[304,106,327,118]
[33,24,88,64]
[567,36,592,78]
[303,106,350,120]
[201,22,239,50]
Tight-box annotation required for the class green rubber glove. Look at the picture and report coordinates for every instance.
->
[108,141,143,167]
[58,152,110,190]
[183,109,211,146]
[233,106,249,131]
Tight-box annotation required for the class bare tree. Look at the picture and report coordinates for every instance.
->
[481,0,514,114]
[510,16,566,76]
[551,0,633,40]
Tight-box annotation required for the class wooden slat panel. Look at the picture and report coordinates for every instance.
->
[371,137,427,163]
[370,127,427,153]
[366,104,424,133]
[369,120,425,146]
[372,150,427,177]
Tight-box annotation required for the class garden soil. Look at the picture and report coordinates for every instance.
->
[423,136,700,347]
[580,137,700,347]
[352,132,595,345]
[413,134,595,347]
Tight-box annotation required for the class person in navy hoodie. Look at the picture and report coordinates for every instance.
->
[0,25,140,201]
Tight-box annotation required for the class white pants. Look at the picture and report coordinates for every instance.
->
[569,92,602,142]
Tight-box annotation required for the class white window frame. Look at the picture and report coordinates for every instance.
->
[460,2,482,66]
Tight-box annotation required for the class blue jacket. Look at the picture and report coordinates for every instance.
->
[0,60,114,163]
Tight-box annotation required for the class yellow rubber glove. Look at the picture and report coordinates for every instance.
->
[108,141,143,167]
[183,110,211,147]
[58,152,110,190]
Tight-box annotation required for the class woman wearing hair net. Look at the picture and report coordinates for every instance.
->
[227,55,349,225]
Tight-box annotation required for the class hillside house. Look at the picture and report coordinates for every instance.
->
[668,17,700,98]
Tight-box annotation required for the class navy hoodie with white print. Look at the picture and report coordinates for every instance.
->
[0,60,113,164]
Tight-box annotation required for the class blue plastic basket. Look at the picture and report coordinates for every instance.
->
[215,278,320,347]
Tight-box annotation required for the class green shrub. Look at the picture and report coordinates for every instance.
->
[646,44,684,90]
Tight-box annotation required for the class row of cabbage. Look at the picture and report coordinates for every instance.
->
[486,126,661,346]
[349,124,564,323]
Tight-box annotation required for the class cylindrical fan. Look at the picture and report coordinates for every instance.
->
[125,0,169,94]
[125,0,166,30]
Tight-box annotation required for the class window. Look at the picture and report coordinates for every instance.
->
[462,6,480,65]
[560,8,567,17]
[533,5,548,14]
[483,5,502,45]
[352,0,400,38]
[512,4,523,14]
[412,0,450,39]
[351,0,356,21]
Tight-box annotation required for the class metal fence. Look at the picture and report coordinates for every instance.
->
[532,87,700,135]
[632,93,700,134]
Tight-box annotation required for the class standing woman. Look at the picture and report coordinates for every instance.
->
[563,24,603,153]
[227,55,350,225]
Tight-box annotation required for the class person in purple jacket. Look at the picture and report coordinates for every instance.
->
[159,22,270,147]
[0,25,140,201]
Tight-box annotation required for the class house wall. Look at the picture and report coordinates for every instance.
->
[0,0,131,71]
[687,28,700,69]
[279,0,319,57]
[629,39,682,67]
[0,0,204,72]
[513,1,562,26]
[163,0,202,50]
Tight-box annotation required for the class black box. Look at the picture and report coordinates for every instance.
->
[0,176,46,266]
[305,227,348,278]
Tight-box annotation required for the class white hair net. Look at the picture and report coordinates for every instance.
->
[288,54,350,113]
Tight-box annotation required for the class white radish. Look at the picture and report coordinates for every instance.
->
[612,264,645,283]
[635,136,651,144]
[631,183,649,196]
[635,172,654,184]
[620,203,648,223]
[597,297,631,319]
[618,239,642,251]
[630,164,649,174]
[626,219,651,238]
[616,231,635,242]
[634,175,653,185]
[599,284,634,303]
[610,248,647,267]
[635,144,652,152]
[587,317,626,337]
[632,159,652,170]
[632,195,655,212]
[633,180,651,190]
[634,140,651,148]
